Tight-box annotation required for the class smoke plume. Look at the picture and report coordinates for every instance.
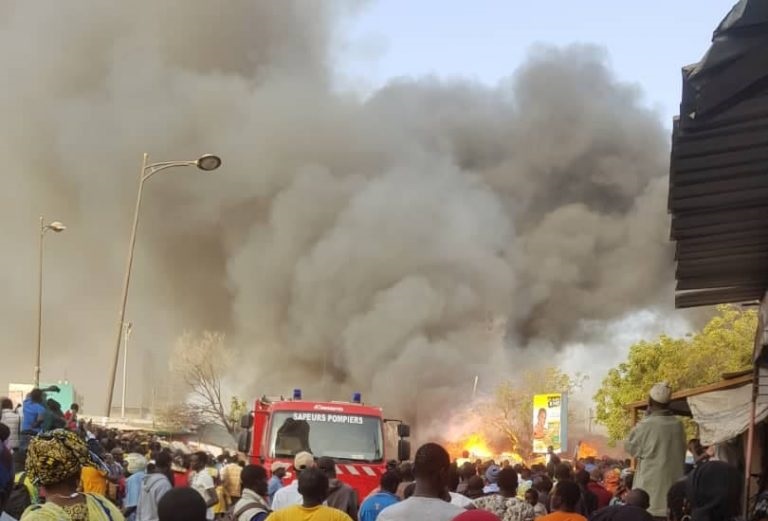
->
[0,2,672,423]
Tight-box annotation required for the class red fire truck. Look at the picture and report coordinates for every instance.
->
[238,389,410,498]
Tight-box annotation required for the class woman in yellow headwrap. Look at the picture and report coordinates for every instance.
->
[22,429,124,521]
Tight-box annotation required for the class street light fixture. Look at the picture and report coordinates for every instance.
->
[105,153,222,417]
[36,217,66,388]
[47,222,67,233]
[196,154,222,172]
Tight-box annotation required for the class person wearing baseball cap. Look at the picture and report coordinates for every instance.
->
[626,382,686,520]
[268,462,289,503]
[271,452,315,510]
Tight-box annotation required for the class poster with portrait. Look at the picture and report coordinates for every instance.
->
[532,393,567,454]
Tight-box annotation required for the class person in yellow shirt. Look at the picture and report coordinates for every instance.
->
[266,467,352,521]
[81,465,109,496]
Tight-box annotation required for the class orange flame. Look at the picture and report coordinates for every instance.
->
[463,433,493,459]
[577,441,598,459]
[445,433,495,460]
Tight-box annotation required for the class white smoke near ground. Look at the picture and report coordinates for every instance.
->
[0,2,675,428]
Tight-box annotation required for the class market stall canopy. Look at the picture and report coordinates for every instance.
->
[688,382,768,445]
[669,0,768,308]
[627,371,753,418]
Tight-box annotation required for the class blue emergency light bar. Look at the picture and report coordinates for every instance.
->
[293,388,302,400]
[352,392,362,403]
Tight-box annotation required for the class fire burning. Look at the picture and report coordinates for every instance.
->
[463,434,493,460]
[576,441,599,459]
[445,433,526,464]
[445,433,493,461]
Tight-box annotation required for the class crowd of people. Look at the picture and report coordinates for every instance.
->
[0,383,765,521]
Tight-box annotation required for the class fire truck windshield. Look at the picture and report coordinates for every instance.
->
[269,411,383,462]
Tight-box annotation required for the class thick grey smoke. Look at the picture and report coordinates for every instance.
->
[0,2,672,423]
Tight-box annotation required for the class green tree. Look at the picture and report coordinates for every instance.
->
[482,367,586,457]
[594,305,756,442]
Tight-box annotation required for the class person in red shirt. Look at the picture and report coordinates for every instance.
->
[587,469,612,510]
[172,454,190,488]
[63,403,79,430]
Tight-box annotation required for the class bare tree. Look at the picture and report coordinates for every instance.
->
[170,331,243,437]
[479,367,586,458]
[155,402,205,432]
[480,381,525,453]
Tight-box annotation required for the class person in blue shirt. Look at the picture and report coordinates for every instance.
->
[19,389,47,462]
[268,462,288,503]
[21,389,46,434]
[359,471,401,521]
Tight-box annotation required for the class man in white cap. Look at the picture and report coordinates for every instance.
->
[626,382,686,520]
[271,452,315,510]
[124,453,148,521]
[268,461,289,503]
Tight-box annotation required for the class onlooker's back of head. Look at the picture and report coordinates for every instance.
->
[555,462,573,482]
[316,456,337,479]
[158,487,207,521]
[298,467,330,505]
[465,476,485,499]
[28,389,43,403]
[534,475,553,494]
[497,467,519,496]
[155,451,172,470]
[380,470,401,495]
[666,480,688,521]
[460,462,476,480]
[625,489,650,510]
[397,461,414,482]
[553,480,581,512]
[686,460,741,521]
[241,464,268,495]
[413,442,451,482]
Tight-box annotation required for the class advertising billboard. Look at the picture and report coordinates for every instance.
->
[532,393,567,454]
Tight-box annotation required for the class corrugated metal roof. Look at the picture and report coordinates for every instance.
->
[670,0,768,308]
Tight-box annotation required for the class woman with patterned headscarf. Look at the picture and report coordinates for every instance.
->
[21,429,124,521]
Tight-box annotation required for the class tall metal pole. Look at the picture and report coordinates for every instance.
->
[34,217,44,388]
[106,153,147,417]
[121,322,132,418]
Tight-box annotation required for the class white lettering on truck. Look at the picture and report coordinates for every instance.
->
[292,412,364,424]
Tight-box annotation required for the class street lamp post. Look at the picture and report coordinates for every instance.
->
[105,153,222,417]
[35,217,66,388]
[121,321,132,419]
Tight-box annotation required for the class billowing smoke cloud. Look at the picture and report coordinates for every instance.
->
[0,2,672,424]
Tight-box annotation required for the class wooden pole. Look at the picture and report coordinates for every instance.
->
[744,365,758,516]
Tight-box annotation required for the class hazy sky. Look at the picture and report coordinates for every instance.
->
[338,0,731,124]
[0,1,734,418]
